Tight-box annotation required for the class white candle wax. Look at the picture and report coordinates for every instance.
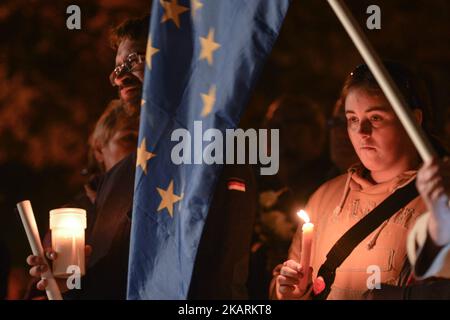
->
[50,208,86,278]
[297,210,314,289]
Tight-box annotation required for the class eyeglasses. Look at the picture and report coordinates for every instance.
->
[109,52,145,86]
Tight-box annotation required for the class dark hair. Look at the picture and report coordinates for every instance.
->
[264,95,325,128]
[338,62,447,155]
[110,15,150,49]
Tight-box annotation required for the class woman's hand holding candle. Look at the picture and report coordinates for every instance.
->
[26,245,92,292]
[274,209,316,300]
[276,259,313,299]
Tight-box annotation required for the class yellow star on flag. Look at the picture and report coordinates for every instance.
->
[199,28,221,65]
[157,180,184,217]
[191,0,203,18]
[160,0,189,29]
[146,36,159,70]
[136,138,156,175]
[201,85,216,117]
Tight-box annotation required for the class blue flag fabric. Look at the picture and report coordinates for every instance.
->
[127,0,290,300]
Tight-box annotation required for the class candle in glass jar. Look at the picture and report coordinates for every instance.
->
[297,210,314,289]
[50,208,86,278]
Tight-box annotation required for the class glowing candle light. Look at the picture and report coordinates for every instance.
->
[50,208,86,278]
[297,209,314,289]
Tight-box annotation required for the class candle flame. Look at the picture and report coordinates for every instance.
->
[297,210,310,224]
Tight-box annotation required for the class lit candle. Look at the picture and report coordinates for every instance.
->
[50,208,86,278]
[297,209,314,289]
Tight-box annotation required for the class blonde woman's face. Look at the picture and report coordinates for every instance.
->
[100,129,138,171]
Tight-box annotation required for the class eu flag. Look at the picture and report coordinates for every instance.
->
[127,0,290,299]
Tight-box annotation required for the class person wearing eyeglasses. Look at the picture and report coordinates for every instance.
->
[26,15,257,300]
[109,38,146,116]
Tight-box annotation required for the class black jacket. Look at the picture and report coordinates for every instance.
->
[66,152,257,300]
[0,239,10,300]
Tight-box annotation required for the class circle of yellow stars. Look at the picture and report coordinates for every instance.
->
[149,0,220,120]
[142,0,223,217]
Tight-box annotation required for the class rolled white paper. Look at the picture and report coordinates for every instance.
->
[17,200,63,300]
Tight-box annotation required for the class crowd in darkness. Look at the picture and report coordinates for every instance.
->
[0,0,449,299]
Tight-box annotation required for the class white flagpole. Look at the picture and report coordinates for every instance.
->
[327,0,436,162]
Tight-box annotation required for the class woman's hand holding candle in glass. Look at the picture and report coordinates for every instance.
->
[27,245,92,292]
[26,208,91,293]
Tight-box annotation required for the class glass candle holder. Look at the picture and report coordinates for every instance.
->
[49,208,86,278]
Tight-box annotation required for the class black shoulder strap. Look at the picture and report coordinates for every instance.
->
[313,178,418,300]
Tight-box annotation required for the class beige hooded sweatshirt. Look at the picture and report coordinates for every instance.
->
[271,163,427,300]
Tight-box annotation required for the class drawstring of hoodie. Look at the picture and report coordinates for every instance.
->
[331,165,415,250]
[332,168,355,217]
[367,220,389,250]
[332,166,389,250]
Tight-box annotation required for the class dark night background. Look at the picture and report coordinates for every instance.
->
[0,0,449,298]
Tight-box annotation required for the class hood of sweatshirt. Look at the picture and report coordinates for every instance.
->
[333,162,418,217]
[331,162,419,251]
